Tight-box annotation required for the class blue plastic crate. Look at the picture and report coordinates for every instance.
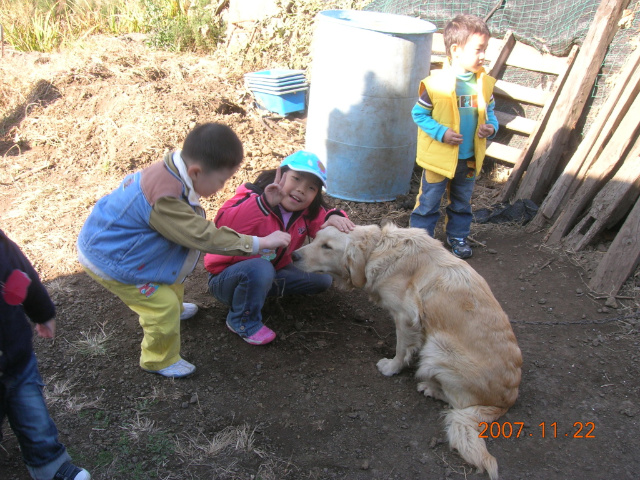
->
[246,77,307,89]
[251,87,307,116]
[244,69,306,82]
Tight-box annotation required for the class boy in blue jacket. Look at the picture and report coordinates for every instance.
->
[77,123,289,378]
[1,229,90,480]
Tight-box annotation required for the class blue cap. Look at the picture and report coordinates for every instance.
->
[280,151,327,187]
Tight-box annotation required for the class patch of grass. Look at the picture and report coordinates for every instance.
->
[134,397,158,414]
[143,0,225,52]
[43,374,102,412]
[147,431,174,463]
[121,413,158,440]
[95,449,115,467]
[72,321,113,357]
[175,423,266,462]
[105,419,175,478]
[0,0,223,53]
[43,375,75,403]
[84,409,112,428]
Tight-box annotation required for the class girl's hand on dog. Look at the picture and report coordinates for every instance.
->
[321,215,356,233]
[264,167,287,207]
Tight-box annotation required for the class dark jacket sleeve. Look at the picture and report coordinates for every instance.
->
[0,231,55,324]
[1,229,55,375]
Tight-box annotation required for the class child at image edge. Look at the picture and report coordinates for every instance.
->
[204,151,355,345]
[410,14,499,259]
[1,229,90,480]
[77,123,290,378]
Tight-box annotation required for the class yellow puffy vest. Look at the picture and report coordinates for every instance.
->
[415,67,496,179]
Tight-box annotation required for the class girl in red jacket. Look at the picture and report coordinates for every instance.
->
[204,151,355,345]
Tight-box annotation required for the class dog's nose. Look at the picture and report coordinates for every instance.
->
[291,251,301,262]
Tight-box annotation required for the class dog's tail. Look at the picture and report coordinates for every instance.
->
[443,405,507,480]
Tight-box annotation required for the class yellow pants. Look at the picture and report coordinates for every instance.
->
[83,268,185,371]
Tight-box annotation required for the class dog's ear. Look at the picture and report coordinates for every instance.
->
[345,225,380,288]
[346,242,367,288]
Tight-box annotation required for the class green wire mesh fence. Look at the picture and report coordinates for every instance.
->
[364,0,640,134]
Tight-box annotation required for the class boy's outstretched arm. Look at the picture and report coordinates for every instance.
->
[150,197,257,255]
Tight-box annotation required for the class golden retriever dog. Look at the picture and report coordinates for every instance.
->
[292,224,522,479]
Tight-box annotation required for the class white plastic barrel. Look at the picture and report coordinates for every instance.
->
[305,10,437,202]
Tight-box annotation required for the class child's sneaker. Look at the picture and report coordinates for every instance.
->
[447,237,473,259]
[227,322,276,345]
[180,302,198,320]
[53,461,91,480]
[143,359,196,378]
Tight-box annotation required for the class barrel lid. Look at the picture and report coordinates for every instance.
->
[317,10,437,35]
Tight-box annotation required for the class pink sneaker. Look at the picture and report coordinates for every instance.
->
[245,325,276,345]
[227,322,276,345]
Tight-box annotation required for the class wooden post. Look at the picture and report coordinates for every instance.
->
[562,143,640,251]
[527,46,640,231]
[488,31,515,78]
[546,92,640,244]
[513,0,631,204]
[589,195,640,295]
[499,45,579,203]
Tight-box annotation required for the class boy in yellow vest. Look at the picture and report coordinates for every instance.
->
[410,14,499,259]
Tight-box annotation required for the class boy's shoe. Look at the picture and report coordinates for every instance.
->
[180,303,198,321]
[53,461,91,480]
[143,359,196,378]
[447,237,473,259]
[227,322,276,345]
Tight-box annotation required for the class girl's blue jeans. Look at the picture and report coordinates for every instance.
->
[410,158,476,239]
[0,352,71,480]
[207,259,332,337]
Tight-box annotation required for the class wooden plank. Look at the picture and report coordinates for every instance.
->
[431,32,446,55]
[430,55,446,70]
[506,42,569,75]
[588,196,640,295]
[546,95,640,244]
[499,45,579,203]
[494,111,536,135]
[529,46,640,231]
[429,32,565,75]
[431,33,506,61]
[563,151,640,251]
[494,80,549,106]
[485,141,522,165]
[513,0,631,205]
[488,31,516,78]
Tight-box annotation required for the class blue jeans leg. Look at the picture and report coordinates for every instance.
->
[269,264,332,297]
[410,170,448,237]
[208,258,276,338]
[208,260,333,337]
[0,353,70,480]
[444,159,476,239]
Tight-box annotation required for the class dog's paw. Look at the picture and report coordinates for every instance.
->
[376,358,401,376]
[417,382,436,398]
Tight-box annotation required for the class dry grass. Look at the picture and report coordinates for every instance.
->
[43,374,103,412]
[175,424,266,463]
[121,413,159,440]
[220,0,373,73]
[72,321,114,357]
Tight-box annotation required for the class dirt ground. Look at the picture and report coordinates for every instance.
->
[1,35,639,480]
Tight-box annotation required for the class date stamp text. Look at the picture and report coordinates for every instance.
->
[478,421,596,438]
